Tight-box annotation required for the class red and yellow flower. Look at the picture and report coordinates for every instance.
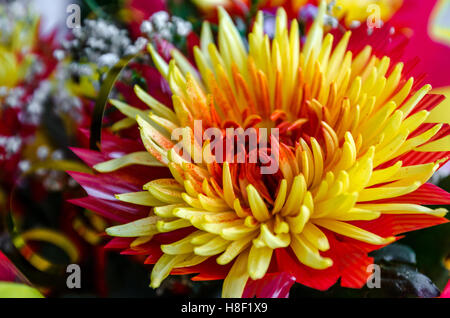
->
[70,1,450,297]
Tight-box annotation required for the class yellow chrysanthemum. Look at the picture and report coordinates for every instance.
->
[0,7,39,87]
[331,0,403,25]
[87,1,449,297]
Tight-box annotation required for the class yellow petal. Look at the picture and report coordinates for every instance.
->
[313,219,395,245]
[290,234,333,269]
[302,223,330,251]
[161,232,204,255]
[247,244,273,280]
[222,250,250,298]
[194,236,230,256]
[150,254,186,288]
[106,216,160,237]
[260,223,291,248]
[94,151,163,172]
[281,174,306,216]
[217,233,255,265]
[246,185,270,221]
[287,205,311,233]
[145,179,185,204]
[115,191,164,206]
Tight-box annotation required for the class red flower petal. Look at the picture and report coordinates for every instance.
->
[371,183,450,205]
[390,0,450,88]
[70,147,107,168]
[67,171,141,201]
[68,197,147,223]
[105,237,134,249]
[275,248,340,291]
[334,243,374,288]
[441,280,450,298]
[352,214,448,237]
[242,272,296,298]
